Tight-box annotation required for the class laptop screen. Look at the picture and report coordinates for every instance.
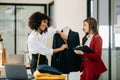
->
[4,64,28,80]
[7,54,24,64]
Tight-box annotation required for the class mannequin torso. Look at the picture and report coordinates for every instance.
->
[62,26,70,36]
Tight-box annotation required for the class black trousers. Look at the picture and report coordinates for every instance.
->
[30,54,48,74]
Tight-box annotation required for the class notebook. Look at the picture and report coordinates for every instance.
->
[4,64,33,80]
[73,45,93,53]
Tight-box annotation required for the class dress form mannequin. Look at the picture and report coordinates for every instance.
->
[62,26,70,36]
[62,27,70,80]
[52,26,81,77]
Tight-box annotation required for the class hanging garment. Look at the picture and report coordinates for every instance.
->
[51,29,82,74]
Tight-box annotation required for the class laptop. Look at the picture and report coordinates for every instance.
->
[7,54,24,64]
[4,64,33,80]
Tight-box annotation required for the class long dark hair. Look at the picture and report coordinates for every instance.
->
[82,17,99,45]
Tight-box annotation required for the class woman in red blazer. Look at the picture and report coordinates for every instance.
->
[74,17,107,80]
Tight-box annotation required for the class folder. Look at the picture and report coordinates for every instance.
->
[73,45,93,53]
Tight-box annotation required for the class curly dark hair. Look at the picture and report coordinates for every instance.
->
[28,12,50,31]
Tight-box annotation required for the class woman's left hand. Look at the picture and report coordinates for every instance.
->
[60,44,68,51]
[56,30,68,41]
[74,50,84,55]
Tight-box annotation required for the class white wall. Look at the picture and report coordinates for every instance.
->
[54,0,87,44]
[0,0,53,4]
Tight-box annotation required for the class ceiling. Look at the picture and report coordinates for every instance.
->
[0,0,54,14]
[0,0,120,14]
[0,0,54,4]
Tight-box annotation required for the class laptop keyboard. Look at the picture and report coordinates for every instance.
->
[0,74,34,80]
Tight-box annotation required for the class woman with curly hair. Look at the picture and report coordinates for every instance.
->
[28,12,68,74]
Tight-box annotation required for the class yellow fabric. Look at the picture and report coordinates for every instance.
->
[34,70,65,80]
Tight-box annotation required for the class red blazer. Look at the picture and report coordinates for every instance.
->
[82,34,107,74]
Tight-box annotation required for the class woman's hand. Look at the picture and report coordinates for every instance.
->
[60,44,68,51]
[53,44,68,54]
[74,50,84,55]
[56,30,68,41]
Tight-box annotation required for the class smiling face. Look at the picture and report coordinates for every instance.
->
[38,19,48,33]
[28,12,50,33]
